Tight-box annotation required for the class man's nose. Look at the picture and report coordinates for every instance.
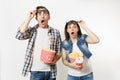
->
[41,12,45,17]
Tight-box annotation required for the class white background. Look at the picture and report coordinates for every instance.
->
[0,0,120,80]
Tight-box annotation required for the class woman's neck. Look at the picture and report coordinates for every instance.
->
[71,36,77,43]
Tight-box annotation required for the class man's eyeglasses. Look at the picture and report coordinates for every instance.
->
[36,9,49,15]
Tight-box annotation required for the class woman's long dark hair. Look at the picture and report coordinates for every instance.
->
[64,20,82,41]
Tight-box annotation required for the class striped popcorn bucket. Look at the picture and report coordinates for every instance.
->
[40,48,55,63]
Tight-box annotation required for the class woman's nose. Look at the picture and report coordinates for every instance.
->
[71,27,74,30]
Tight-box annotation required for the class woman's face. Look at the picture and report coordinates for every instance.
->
[67,24,79,37]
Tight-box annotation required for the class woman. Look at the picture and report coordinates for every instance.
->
[62,20,99,80]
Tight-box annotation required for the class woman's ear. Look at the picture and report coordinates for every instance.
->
[66,29,68,33]
[35,16,37,20]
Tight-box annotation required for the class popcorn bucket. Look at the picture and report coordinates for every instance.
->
[69,52,83,64]
[75,57,84,66]
[69,58,75,63]
[40,48,55,63]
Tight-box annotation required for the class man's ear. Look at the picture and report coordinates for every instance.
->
[48,15,50,20]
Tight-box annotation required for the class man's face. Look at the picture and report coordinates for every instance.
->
[37,9,49,15]
[36,8,50,26]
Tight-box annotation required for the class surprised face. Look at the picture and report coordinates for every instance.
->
[36,9,50,28]
[67,24,79,37]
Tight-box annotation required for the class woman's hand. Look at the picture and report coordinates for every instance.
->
[69,62,83,69]
[78,20,87,30]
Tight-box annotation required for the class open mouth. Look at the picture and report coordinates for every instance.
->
[71,32,74,34]
[41,20,45,23]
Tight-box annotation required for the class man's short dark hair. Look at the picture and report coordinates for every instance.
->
[36,6,50,15]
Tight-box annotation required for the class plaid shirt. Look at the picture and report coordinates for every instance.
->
[16,24,62,78]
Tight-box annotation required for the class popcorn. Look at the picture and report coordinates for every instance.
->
[40,48,55,63]
[69,52,84,65]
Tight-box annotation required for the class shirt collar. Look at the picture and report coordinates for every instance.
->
[34,24,53,33]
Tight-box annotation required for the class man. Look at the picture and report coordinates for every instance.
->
[16,6,62,80]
